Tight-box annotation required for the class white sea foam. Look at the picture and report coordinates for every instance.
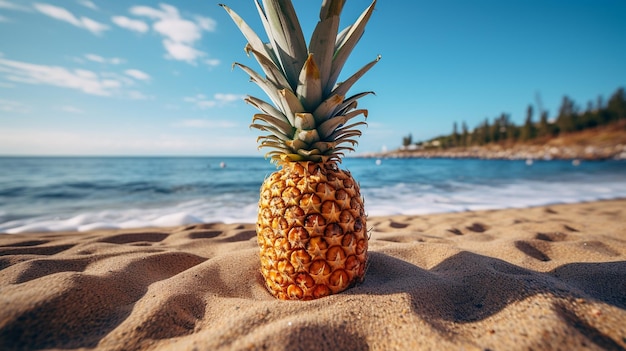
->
[1,199,259,234]
[3,176,626,234]
[3,155,626,234]
[363,178,626,217]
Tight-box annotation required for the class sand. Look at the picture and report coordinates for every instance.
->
[1,199,625,351]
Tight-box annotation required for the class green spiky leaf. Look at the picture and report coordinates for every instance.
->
[221,0,379,165]
[261,0,308,90]
[326,0,377,94]
[296,54,323,111]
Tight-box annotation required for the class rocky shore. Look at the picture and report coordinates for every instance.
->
[362,123,626,161]
[362,143,626,161]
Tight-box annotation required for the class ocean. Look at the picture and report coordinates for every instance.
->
[1,156,625,234]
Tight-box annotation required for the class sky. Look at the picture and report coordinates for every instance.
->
[0,0,625,156]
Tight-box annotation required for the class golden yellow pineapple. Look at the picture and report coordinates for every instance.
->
[257,161,367,299]
[221,0,379,300]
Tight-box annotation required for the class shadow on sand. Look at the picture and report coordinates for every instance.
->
[350,251,626,349]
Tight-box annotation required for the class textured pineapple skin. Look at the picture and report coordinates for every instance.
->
[257,161,368,300]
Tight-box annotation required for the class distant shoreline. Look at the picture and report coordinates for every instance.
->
[363,122,626,161]
[359,143,626,161]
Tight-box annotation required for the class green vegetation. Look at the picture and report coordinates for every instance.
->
[406,87,626,149]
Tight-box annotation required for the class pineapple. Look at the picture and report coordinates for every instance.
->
[221,0,379,300]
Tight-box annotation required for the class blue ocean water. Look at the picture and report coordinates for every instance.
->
[1,156,625,234]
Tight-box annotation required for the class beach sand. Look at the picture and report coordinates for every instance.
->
[1,199,625,350]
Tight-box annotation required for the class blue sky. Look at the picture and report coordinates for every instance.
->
[1,0,625,156]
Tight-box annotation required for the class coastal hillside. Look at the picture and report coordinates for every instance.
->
[369,86,626,161]
[365,120,626,161]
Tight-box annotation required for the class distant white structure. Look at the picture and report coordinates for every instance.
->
[407,144,419,151]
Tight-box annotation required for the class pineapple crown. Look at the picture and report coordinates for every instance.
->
[220,0,379,165]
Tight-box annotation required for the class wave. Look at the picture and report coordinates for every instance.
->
[2,157,625,234]
[364,177,626,216]
[3,176,625,234]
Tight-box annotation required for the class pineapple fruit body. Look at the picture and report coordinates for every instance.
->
[258,161,367,300]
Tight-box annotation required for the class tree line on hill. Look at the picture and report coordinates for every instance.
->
[402,87,626,149]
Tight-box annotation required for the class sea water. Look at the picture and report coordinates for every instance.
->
[1,156,625,234]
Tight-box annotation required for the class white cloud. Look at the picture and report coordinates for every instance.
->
[175,119,237,128]
[184,94,210,108]
[214,93,244,104]
[84,53,125,65]
[0,14,9,22]
[33,3,109,35]
[74,68,97,80]
[183,93,244,109]
[195,16,216,31]
[205,58,220,67]
[124,69,150,81]
[0,56,155,101]
[129,4,172,20]
[59,105,84,114]
[0,57,145,98]
[0,58,114,95]
[0,0,31,11]
[84,54,105,63]
[124,3,217,65]
[0,128,255,155]
[154,17,201,44]
[33,3,78,25]
[77,0,97,10]
[127,90,152,100]
[197,100,217,108]
[0,99,30,113]
[101,71,133,85]
[162,39,204,63]
[80,16,108,34]
[111,16,148,33]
